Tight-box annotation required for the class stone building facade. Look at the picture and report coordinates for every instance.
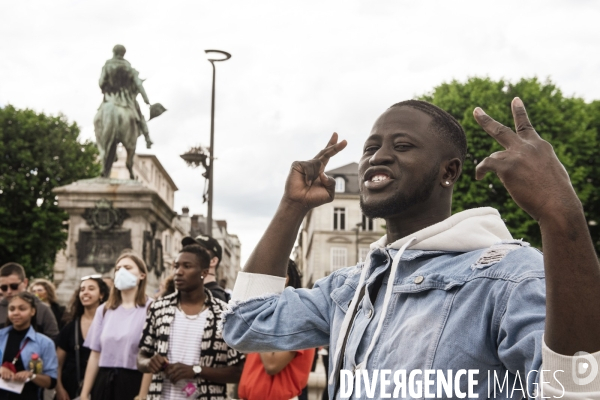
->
[112,150,188,276]
[53,146,241,301]
[111,147,241,286]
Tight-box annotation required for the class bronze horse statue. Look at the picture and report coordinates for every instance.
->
[94,45,165,179]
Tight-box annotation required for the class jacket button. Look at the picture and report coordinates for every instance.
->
[414,276,424,284]
[367,309,373,318]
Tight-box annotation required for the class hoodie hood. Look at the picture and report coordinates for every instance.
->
[371,207,513,252]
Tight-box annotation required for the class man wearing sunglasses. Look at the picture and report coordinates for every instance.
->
[0,262,59,339]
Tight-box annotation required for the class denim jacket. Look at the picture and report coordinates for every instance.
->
[0,325,58,379]
[222,208,600,399]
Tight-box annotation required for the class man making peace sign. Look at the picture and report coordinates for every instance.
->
[222,99,600,399]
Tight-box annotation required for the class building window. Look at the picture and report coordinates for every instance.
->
[165,234,171,254]
[359,247,370,263]
[335,177,345,193]
[331,247,347,270]
[362,214,374,231]
[333,207,346,230]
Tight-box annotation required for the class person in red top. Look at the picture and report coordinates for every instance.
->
[238,260,315,400]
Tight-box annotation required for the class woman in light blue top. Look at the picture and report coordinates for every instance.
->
[0,291,58,400]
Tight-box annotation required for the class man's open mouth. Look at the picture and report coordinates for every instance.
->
[364,172,393,190]
[370,174,389,183]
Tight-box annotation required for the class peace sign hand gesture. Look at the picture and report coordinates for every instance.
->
[284,133,347,210]
[473,98,580,222]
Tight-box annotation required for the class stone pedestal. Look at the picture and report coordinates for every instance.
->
[53,178,176,304]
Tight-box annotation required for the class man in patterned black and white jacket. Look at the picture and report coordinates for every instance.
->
[137,244,245,400]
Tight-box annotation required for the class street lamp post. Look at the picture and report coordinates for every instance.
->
[204,50,231,236]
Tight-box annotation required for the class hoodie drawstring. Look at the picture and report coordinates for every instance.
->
[328,236,417,386]
[329,251,373,386]
[355,237,416,372]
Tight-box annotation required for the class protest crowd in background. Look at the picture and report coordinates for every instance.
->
[0,234,316,400]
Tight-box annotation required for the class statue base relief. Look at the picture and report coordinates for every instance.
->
[53,177,176,304]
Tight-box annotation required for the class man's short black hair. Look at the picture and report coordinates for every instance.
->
[0,262,26,280]
[181,235,222,268]
[180,245,211,270]
[389,100,467,162]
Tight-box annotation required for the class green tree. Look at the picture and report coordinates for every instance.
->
[419,77,599,253]
[0,105,100,277]
[585,99,600,252]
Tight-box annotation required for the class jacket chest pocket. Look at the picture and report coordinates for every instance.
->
[390,273,466,331]
[330,283,358,314]
[377,274,467,370]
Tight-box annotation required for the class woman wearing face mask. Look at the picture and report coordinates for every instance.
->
[0,292,58,400]
[55,276,109,400]
[79,252,152,400]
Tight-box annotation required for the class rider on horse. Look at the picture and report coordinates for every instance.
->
[98,44,153,149]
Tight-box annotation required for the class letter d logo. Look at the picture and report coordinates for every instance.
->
[572,351,599,386]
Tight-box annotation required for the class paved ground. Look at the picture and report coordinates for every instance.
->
[307,354,327,400]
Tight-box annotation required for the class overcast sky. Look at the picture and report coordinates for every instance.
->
[2,0,600,265]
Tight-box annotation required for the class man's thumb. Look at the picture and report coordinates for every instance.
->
[320,172,335,189]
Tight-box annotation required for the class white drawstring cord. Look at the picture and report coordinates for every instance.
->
[354,237,417,373]
[328,251,373,386]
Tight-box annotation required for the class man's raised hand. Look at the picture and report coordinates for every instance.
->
[283,133,347,210]
[473,98,580,222]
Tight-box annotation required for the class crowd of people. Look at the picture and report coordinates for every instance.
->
[4,98,599,400]
[0,234,316,400]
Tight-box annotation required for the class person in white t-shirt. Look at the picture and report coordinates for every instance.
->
[137,244,245,400]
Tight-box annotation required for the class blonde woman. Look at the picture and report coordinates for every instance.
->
[79,252,152,400]
[30,278,66,330]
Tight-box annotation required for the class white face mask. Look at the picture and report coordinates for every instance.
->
[114,268,139,291]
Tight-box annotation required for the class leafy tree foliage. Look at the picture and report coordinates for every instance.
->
[419,77,599,253]
[0,105,100,277]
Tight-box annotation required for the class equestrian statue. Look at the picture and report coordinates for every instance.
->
[94,44,166,179]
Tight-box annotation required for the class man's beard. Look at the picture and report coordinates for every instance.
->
[360,162,440,219]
